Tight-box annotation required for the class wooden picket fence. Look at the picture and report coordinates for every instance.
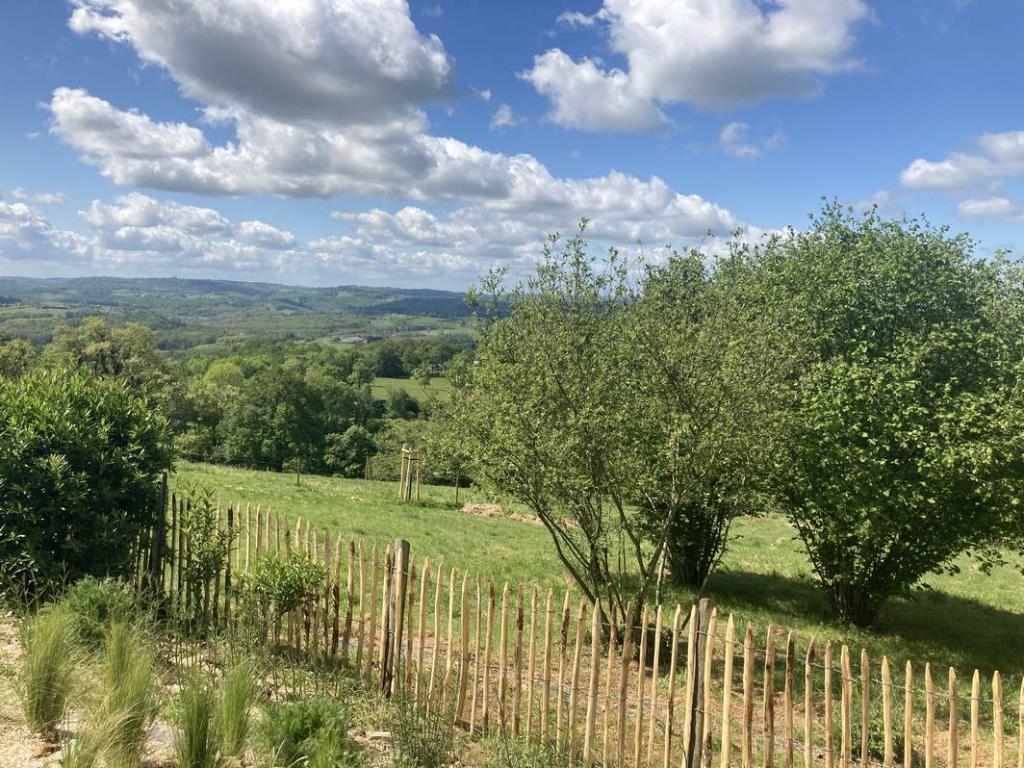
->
[138,494,1023,768]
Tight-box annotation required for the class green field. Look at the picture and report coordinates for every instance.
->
[370,375,451,401]
[175,461,1024,677]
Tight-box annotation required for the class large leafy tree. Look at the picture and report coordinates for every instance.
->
[0,367,173,595]
[630,249,789,588]
[760,204,1024,626]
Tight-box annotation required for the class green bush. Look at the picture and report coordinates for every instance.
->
[258,696,359,768]
[16,607,77,739]
[54,576,138,650]
[240,552,326,634]
[0,367,173,596]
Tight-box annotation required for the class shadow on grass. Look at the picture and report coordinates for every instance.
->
[701,568,1024,675]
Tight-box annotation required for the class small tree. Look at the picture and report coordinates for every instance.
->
[0,367,173,595]
[459,229,654,623]
[761,204,1024,625]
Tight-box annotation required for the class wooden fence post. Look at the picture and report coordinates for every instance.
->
[383,539,410,696]
[683,598,715,768]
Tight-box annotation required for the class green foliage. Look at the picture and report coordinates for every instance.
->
[258,696,359,768]
[325,425,376,478]
[460,224,784,614]
[485,738,580,768]
[758,204,1024,625]
[53,576,138,651]
[216,660,260,758]
[16,607,76,739]
[391,691,458,768]
[174,675,221,768]
[240,551,327,631]
[179,487,231,623]
[0,367,173,595]
[98,622,159,768]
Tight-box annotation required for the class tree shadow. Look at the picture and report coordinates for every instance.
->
[701,568,1024,675]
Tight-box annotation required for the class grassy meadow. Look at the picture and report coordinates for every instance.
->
[175,461,1024,678]
[370,375,451,401]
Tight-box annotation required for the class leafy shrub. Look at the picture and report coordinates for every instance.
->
[258,696,358,768]
[54,576,138,650]
[391,692,457,768]
[16,607,76,739]
[0,367,173,596]
[240,552,326,634]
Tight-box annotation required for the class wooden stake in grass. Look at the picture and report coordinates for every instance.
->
[513,587,524,736]
[457,573,471,722]
[498,582,510,730]
[556,590,572,753]
[804,640,816,768]
[443,568,458,708]
[948,668,958,768]
[905,662,914,768]
[721,614,737,768]
[634,604,651,768]
[926,664,936,768]
[784,632,795,768]
[355,541,367,672]
[764,626,778,768]
[700,608,719,767]
[616,602,635,767]
[647,605,665,765]
[428,561,445,701]
[415,556,430,700]
[568,597,587,758]
[970,670,980,768]
[824,642,834,768]
[840,646,852,768]
[526,588,538,743]
[681,603,698,768]
[603,607,618,763]
[541,589,554,743]
[482,580,495,732]
[882,656,894,768]
[665,606,683,768]
[742,623,756,768]
[470,576,483,733]
[994,672,1004,768]
[583,600,602,766]
[860,650,871,767]
[365,545,380,684]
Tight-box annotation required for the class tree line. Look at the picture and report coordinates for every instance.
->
[455,204,1024,627]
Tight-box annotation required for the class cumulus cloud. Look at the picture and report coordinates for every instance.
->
[522,0,870,132]
[718,122,785,159]
[901,130,1024,191]
[489,104,523,131]
[69,0,453,127]
[43,0,766,284]
[9,188,69,205]
[957,196,1024,222]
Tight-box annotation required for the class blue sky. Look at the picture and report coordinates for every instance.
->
[1,0,1023,288]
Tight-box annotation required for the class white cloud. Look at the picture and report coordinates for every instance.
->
[957,196,1024,222]
[900,130,1024,191]
[42,0,767,284]
[489,104,524,131]
[718,121,785,159]
[69,0,453,128]
[10,188,70,205]
[556,10,599,28]
[522,0,870,132]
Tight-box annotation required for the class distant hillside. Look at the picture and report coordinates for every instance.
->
[0,276,472,349]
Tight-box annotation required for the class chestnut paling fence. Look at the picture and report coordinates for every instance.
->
[135,494,1024,768]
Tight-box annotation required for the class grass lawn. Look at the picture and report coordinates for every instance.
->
[370,376,451,401]
[174,461,1024,679]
